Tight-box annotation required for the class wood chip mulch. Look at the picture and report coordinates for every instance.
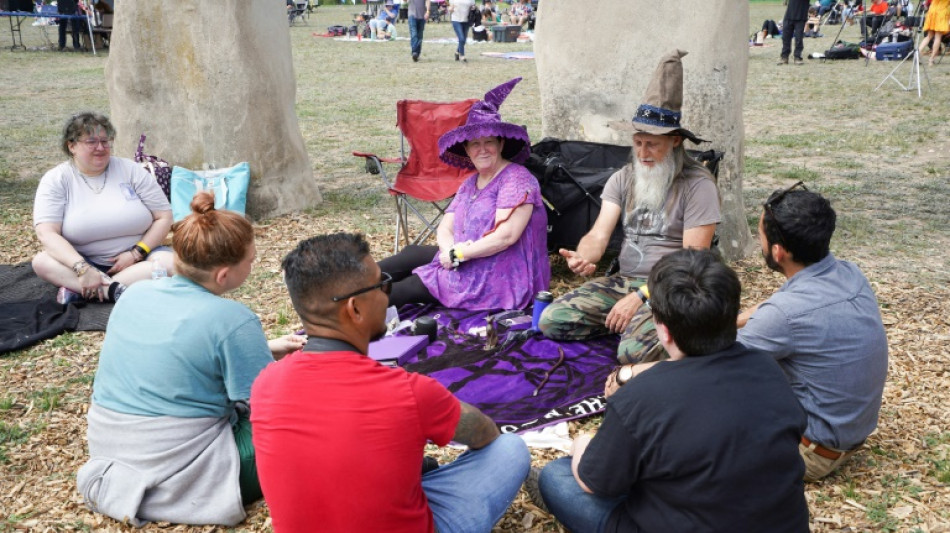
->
[2,211,949,532]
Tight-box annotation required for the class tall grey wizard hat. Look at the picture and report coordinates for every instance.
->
[612,49,706,144]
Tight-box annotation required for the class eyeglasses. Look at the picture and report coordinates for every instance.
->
[331,272,393,302]
[764,181,808,244]
[77,138,113,149]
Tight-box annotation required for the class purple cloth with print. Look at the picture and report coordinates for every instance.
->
[413,163,549,311]
[397,305,617,433]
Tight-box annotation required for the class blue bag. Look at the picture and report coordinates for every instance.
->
[170,162,250,222]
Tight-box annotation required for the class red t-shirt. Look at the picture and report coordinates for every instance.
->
[871,1,888,14]
[250,350,461,533]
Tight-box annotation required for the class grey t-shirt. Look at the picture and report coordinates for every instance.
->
[33,157,171,265]
[407,0,428,19]
[601,161,721,278]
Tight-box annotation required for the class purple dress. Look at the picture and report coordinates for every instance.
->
[414,163,550,311]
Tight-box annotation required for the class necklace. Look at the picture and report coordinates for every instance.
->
[471,164,507,200]
[72,163,108,194]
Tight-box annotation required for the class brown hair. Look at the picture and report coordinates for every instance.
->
[172,191,254,281]
[61,112,115,157]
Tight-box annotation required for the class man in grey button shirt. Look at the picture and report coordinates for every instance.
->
[737,184,888,482]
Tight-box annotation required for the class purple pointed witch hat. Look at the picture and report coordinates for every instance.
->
[438,77,531,170]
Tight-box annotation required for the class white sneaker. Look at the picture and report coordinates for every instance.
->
[56,287,81,305]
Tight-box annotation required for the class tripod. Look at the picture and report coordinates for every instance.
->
[875,2,931,97]
[826,0,852,47]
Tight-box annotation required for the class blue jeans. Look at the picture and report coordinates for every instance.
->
[538,457,626,533]
[451,21,471,57]
[422,434,530,533]
[409,15,426,55]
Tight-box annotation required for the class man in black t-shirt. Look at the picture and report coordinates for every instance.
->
[779,0,810,64]
[536,249,810,533]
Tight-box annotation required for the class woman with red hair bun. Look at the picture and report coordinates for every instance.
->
[77,191,304,527]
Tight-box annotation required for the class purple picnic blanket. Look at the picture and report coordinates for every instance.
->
[397,304,618,434]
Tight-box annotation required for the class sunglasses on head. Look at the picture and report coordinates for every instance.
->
[764,181,808,244]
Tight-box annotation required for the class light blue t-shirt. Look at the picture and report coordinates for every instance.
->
[92,276,273,419]
[738,254,888,451]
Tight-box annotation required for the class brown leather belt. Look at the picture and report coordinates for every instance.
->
[801,436,844,460]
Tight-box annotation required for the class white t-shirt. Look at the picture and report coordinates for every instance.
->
[33,157,171,265]
[450,0,474,23]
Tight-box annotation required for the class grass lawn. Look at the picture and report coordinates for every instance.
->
[1,2,949,531]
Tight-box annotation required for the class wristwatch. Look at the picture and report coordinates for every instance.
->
[616,365,634,386]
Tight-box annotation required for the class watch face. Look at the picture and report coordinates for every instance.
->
[618,365,634,384]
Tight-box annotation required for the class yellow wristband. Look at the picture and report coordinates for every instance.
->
[639,285,650,299]
[454,245,464,261]
[136,241,152,255]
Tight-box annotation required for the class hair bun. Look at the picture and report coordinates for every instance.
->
[190,191,216,216]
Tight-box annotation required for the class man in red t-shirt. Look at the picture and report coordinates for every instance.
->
[251,233,530,533]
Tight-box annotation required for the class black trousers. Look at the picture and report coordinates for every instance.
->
[377,245,439,308]
[860,15,887,42]
[781,18,807,60]
[58,13,82,50]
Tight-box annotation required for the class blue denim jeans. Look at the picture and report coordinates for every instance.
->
[538,457,626,533]
[422,433,530,533]
[451,21,471,57]
[409,15,426,55]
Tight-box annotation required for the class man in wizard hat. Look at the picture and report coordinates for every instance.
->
[539,49,721,371]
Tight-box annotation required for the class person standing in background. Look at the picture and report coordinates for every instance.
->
[779,0,810,64]
[918,0,949,66]
[57,0,82,52]
[447,0,475,63]
[407,0,431,61]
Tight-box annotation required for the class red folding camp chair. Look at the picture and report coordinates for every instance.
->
[353,99,479,252]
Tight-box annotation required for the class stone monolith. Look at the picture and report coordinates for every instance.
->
[105,1,320,220]
[534,0,751,260]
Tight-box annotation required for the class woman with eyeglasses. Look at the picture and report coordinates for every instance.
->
[379,78,550,312]
[77,190,304,527]
[32,112,175,304]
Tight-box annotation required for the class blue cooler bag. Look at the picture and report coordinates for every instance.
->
[875,40,914,61]
[171,162,250,221]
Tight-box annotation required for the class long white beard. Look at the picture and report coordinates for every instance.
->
[633,154,675,212]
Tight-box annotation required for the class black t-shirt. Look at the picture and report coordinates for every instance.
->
[785,0,811,21]
[578,343,810,533]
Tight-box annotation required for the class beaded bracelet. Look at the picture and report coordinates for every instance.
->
[72,260,89,277]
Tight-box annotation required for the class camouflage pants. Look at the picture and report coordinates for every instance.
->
[538,275,667,364]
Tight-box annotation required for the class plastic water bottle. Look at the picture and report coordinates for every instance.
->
[151,259,167,280]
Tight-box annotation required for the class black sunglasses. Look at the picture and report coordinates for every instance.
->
[331,272,393,302]
[764,181,808,244]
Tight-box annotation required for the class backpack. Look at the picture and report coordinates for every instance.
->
[824,40,861,59]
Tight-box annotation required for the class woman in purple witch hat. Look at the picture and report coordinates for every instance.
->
[379,77,550,312]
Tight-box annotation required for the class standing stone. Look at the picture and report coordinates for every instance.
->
[534,0,751,260]
[105,0,320,220]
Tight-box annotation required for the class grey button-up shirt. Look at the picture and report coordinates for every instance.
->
[738,254,888,451]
